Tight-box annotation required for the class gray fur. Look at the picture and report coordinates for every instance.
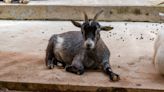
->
[45,11,120,81]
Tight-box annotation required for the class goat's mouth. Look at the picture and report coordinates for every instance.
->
[86,47,92,50]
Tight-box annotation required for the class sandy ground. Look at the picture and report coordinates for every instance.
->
[0,20,164,91]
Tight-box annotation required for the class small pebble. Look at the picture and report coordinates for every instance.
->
[128,62,135,65]
[136,84,142,86]
[118,65,121,68]
[140,36,144,40]
[150,38,155,41]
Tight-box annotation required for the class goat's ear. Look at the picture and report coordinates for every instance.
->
[100,26,113,31]
[71,20,81,28]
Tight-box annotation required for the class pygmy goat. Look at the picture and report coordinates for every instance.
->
[153,29,164,75]
[45,10,120,81]
[2,0,29,3]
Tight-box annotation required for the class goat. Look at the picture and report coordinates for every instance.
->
[45,10,120,81]
[2,0,29,4]
[153,29,164,75]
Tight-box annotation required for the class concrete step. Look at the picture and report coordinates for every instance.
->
[0,20,164,91]
[0,0,164,22]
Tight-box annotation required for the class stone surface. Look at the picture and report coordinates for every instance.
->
[0,0,164,22]
[0,20,164,91]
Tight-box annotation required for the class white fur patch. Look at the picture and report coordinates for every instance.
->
[154,30,164,75]
[84,38,95,49]
[89,21,92,26]
[55,36,64,51]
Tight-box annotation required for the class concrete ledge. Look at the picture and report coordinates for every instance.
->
[0,0,164,22]
[1,81,164,92]
[0,20,164,91]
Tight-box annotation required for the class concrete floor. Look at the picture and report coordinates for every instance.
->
[1,0,163,6]
[0,20,164,91]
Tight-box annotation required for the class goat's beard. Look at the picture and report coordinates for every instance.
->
[86,47,92,50]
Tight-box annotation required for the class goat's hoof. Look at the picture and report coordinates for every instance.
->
[109,72,120,81]
[66,65,84,75]
[47,64,54,69]
[47,60,54,69]
[76,71,83,75]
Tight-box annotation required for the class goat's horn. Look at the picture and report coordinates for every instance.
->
[93,10,103,21]
[83,11,89,22]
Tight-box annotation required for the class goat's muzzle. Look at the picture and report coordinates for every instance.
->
[84,38,95,50]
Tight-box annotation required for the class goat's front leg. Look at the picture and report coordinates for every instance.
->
[45,42,55,69]
[102,61,120,81]
[102,54,120,81]
[66,52,85,75]
[45,37,57,69]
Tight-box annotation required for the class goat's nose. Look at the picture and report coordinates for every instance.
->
[86,43,92,48]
